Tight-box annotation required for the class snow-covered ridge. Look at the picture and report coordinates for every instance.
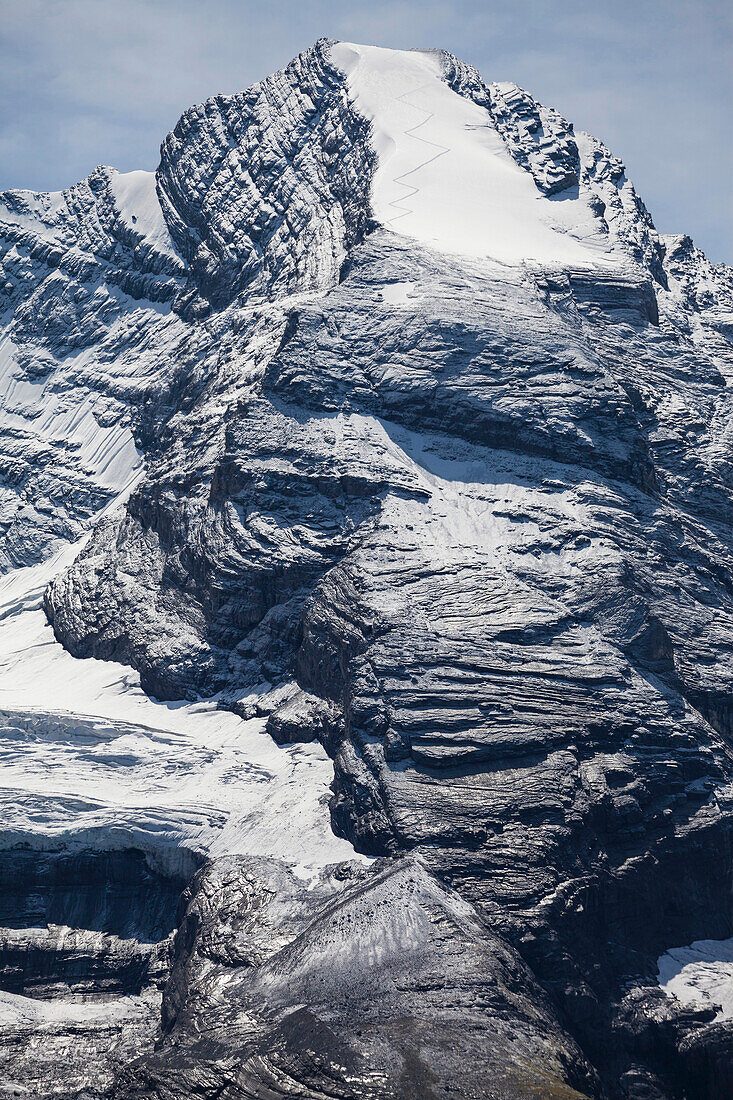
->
[0,155,192,572]
[0,165,181,270]
[154,37,376,315]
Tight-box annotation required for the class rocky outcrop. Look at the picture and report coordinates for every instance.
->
[158,37,376,318]
[0,847,184,1097]
[439,49,667,283]
[0,985,162,1100]
[0,160,186,570]
[0,848,180,995]
[114,855,597,1100]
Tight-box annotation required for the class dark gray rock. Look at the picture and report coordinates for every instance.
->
[114,855,597,1100]
[0,847,184,1098]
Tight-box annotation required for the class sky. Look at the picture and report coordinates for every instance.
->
[1,0,731,262]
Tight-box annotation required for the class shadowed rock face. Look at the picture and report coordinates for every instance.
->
[3,36,733,1100]
[0,848,183,1098]
[0,849,181,997]
[0,849,180,941]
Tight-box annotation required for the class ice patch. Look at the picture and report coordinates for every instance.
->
[0,605,364,881]
[330,42,616,267]
[658,937,733,1019]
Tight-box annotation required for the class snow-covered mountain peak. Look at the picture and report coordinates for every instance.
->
[331,41,618,267]
[2,38,733,1097]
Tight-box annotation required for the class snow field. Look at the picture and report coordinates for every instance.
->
[330,42,616,267]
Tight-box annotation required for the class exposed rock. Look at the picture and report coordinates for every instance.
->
[115,855,597,1100]
[0,847,183,1098]
[158,38,376,317]
[679,1021,733,1099]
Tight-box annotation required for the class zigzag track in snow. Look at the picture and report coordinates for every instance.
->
[385,83,450,226]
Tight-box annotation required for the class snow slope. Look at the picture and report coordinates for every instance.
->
[0,168,180,264]
[330,42,615,267]
[0,331,143,497]
[108,169,180,260]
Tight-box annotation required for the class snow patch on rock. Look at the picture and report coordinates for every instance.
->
[108,169,180,260]
[658,938,733,1020]
[377,279,417,306]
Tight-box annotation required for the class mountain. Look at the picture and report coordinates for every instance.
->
[1,38,733,1099]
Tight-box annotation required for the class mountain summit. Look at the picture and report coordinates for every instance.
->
[1,40,733,1099]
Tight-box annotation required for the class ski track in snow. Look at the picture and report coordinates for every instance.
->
[330,42,621,268]
[385,83,449,227]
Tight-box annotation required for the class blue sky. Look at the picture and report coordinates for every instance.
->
[1,0,731,262]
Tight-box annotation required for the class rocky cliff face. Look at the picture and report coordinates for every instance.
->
[2,38,733,1100]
